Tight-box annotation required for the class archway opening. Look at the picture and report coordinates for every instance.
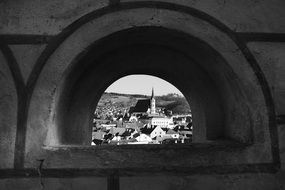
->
[92,74,192,145]
[48,26,254,147]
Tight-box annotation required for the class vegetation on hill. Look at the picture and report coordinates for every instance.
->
[156,93,191,114]
[95,92,191,118]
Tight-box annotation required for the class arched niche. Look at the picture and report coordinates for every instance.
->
[26,6,273,168]
[52,27,252,146]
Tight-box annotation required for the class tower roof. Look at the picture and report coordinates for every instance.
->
[151,87,154,99]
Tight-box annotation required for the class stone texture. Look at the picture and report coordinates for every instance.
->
[0,0,109,35]
[0,177,107,190]
[24,7,271,169]
[0,51,17,168]
[121,0,285,33]
[121,174,280,190]
[247,42,285,115]
[0,0,285,35]
[279,124,285,170]
[0,0,284,189]
[9,45,46,84]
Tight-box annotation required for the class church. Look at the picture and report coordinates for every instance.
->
[129,88,157,117]
[128,88,174,129]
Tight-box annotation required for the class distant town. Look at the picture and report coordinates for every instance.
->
[92,88,192,145]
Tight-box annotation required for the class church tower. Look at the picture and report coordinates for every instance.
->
[150,87,156,114]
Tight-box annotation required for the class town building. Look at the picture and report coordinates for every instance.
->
[150,116,174,128]
[165,129,179,139]
[141,126,166,139]
[129,88,157,117]
[135,133,153,143]
[127,88,174,129]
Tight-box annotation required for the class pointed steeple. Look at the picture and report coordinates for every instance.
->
[150,87,156,114]
[151,87,154,99]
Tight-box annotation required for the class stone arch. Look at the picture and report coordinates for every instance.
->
[54,26,229,145]
[25,4,275,167]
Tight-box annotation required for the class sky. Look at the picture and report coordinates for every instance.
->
[105,75,183,96]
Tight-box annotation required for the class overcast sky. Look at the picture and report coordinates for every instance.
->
[105,75,183,96]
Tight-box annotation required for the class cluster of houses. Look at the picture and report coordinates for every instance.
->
[92,122,192,145]
[92,88,192,145]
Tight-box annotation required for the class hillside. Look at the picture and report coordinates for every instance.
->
[94,92,191,119]
[156,93,191,114]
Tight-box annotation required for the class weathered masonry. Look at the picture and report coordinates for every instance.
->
[0,0,285,189]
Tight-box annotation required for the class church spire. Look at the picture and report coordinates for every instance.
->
[150,87,156,114]
[151,87,154,99]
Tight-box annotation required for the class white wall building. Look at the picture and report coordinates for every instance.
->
[150,117,174,128]
[135,134,153,143]
[149,126,166,139]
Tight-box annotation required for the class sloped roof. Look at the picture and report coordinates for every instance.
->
[140,127,155,135]
[121,130,132,137]
[92,131,105,140]
[133,133,140,138]
[92,139,103,145]
[121,128,136,137]
[161,128,168,132]
[167,129,178,134]
[109,127,126,135]
[132,99,150,113]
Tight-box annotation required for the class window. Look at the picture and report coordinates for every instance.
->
[92,75,192,146]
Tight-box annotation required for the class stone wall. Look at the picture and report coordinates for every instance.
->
[0,0,285,189]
